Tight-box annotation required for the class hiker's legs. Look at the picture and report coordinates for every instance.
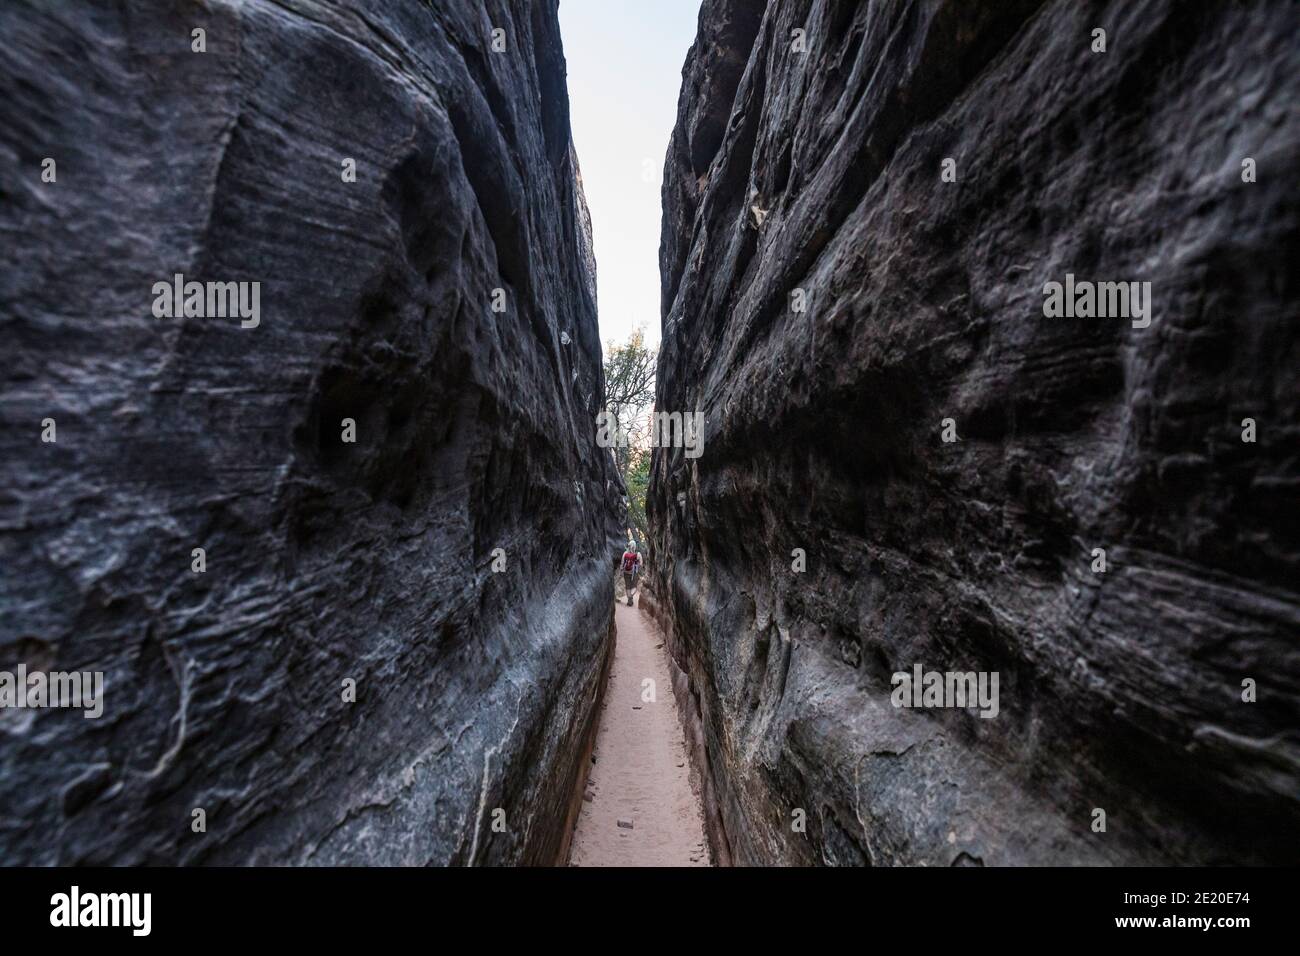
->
[623,572,634,605]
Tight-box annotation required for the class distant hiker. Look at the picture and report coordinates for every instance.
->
[621,547,642,606]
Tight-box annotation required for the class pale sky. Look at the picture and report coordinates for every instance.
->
[559,0,703,351]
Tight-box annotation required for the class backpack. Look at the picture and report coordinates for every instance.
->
[621,552,637,573]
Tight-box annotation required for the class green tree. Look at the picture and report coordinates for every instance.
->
[623,444,652,550]
[602,328,656,549]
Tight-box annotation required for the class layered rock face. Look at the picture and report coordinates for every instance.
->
[649,0,1298,865]
[0,0,621,864]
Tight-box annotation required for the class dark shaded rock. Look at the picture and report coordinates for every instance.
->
[0,0,621,864]
[649,0,1299,865]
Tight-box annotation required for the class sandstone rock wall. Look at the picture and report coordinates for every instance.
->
[0,0,621,864]
[650,0,1299,865]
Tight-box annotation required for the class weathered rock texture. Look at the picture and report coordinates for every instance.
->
[649,0,1299,865]
[0,0,622,864]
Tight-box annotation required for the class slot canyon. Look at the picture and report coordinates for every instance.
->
[1,0,1297,870]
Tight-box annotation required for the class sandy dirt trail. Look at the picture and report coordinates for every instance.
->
[568,597,710,866]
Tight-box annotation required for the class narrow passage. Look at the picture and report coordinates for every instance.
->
[568,599,709,866]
